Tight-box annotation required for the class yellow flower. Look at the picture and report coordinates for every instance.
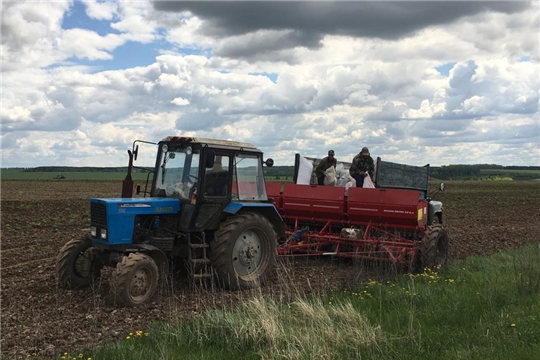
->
[144,332,149,336]
[79,354,83,358]
[126,336,131,339]
[511,323,516,327]
[129,332,133,336]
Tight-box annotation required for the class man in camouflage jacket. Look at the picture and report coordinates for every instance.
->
[315,150,337,185]
[350,147,375,187]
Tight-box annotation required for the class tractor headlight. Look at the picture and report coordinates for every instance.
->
[100,228,107,239]
[91,226,97,237]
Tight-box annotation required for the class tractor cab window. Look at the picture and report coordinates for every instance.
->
[204,155,230,197]
[154,146,200,200]
[232,154,268,201]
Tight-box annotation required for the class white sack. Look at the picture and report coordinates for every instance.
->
[324,165,336,186]
[296,156,314,185]
[335,163,350,186]
[363,174,376,189]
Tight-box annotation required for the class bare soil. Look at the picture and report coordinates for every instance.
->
[1,180,539,358]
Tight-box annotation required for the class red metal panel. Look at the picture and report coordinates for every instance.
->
[378,189,420,226]
[282,184,345,219]
[347,187,422,227]
[346,187,383,224]
[266,182,283,210]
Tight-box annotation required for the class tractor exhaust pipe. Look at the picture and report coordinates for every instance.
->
[121,149,134,198]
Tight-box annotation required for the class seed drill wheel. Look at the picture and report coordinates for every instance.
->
[420,224,449,270]
[111,253,159,306]
[210,212,277,290]
[57,236,102,289]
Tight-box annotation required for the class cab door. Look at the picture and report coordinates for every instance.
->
[194,151,233,230]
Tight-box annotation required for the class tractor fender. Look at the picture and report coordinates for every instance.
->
[223,202,286,239]
[428,200,443,224]
[135,244,169,275]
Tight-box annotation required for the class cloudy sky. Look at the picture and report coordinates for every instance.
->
[1,0,538,168]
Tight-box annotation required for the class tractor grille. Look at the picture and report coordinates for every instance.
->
[90,202,107,227]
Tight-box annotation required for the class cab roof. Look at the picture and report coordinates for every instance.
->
[161,136,259,151]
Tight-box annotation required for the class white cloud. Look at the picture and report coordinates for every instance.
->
[1,1,538,168]
[59,29,125,60]
[171,97,190,106]
[81,0,118,21]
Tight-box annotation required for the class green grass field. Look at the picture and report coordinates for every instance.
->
[54,244,540,360]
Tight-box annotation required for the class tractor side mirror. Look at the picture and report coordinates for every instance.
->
[439,182,445,191]
[133,145,139,161]
[264,158,274,167]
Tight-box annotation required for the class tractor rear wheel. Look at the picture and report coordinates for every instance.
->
[420,224,449,270]
[210,212,277,290]
[57,236,101,289]
[111,253,159,307]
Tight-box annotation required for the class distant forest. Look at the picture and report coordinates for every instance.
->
[10,164,540,181]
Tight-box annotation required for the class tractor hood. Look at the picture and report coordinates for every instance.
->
[89,198,181,245]
[91,198,181,215]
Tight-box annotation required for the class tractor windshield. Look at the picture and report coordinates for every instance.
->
[232,154,268,201]
[153,146,200,200]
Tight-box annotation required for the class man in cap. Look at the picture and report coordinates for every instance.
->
[350,147,375,187]
[315,150,337,185]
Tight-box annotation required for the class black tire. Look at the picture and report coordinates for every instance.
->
[57,236,101,289]
[210,212,277,290]
[111,253,159,307]
[420,224,449,270]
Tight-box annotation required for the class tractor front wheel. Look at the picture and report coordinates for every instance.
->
[57,236,102,289]
[110,253,159,307]
[210,212,277,290]
[420,224,449,270]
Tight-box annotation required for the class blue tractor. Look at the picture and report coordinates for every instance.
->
[56,136,285,306]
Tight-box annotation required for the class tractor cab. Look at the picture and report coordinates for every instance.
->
[128,136,276,232]
[151,136,270,205]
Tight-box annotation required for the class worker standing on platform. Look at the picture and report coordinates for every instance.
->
[315,150,337,185]
[350,147,375,187]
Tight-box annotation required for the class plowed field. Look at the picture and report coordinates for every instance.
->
[1,180,539,358]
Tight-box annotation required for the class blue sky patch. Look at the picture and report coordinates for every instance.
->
[62,1,119,36]
[519,55,530,62]
[249,72,278,83]
[435,62,456,76]
[59,41,161,73]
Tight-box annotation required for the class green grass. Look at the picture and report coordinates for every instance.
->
[50,243,540,360]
